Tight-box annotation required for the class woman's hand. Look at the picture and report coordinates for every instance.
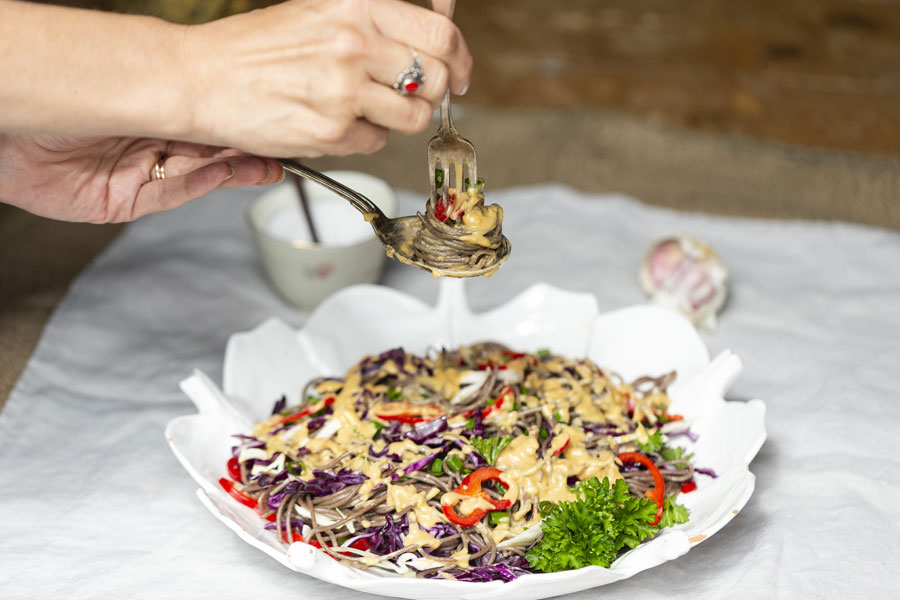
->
[0,135,281,223]
[182,0,473,157]
[0,0,473,223]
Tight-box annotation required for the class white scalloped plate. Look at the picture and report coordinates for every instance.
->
[165,279,766,600]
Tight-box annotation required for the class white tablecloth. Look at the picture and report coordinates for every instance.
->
[1,185,898,599]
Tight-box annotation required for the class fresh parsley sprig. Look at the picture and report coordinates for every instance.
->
[525,477,659,572]
[470,436,512,466]
[637,429,664,453]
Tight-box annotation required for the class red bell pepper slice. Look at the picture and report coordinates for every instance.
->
[434,198,448,222]
[680,481,697,494]
[552,435,570,457]
[227,457,242,482]
[441,467,514,527]
[374,403,444,424]
[617,452,665,526]
[272,396,335,426]
[465,386,513,420]
[218,477,259,511]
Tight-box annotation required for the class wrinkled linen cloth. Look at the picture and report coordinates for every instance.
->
[1,185,898,599]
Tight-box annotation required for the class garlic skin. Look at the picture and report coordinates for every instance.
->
[640,236,728,331]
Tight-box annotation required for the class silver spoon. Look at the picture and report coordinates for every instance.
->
[278,159,510,278]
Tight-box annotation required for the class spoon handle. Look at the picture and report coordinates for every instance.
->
[278,159,384,218]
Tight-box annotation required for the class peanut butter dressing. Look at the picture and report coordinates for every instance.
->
[237,344,678,574]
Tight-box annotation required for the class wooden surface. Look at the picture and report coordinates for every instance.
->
[452,0,900,155]
[43,0,900,154]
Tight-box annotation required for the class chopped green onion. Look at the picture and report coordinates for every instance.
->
[539,501,553,517]
[536,349,551,358]
[476,177,485,187]
[372,420,385,439]
[286,462,304,476]
[435,168,444,188]
[539,428,549,440]
[465,417,475,429]
[489,511,510,526]
[431,458,445,476]
[386,387,402,400]
[520,386,530,395]
[464,177,470,189]
[553,411,567,424]
[445,455,464,473]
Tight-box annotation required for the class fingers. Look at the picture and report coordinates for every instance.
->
[368,0,472,95]
[129,155,283,221]
[160,155,282,186]
[365,42,447,107]
[357,82,433,135]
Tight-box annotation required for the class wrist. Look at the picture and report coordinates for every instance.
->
[140,19,198,142]
[176,21,227,147]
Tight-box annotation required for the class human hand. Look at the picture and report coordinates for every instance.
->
[0,134,282,223]
[182,0,474,157]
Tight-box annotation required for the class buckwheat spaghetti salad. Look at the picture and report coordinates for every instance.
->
[411,172,504,274]
[219,344,715,581]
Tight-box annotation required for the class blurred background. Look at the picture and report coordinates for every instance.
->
[2,0,899,397]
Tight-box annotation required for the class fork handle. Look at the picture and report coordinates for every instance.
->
[277,159,383,218]
[428,0,455,18]
[439,90,454,135]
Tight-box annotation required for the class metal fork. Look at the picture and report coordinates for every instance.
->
[426,0,476,200]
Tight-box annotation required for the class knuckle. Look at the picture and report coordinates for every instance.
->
[315,117,352,145]
[431,19,460,57]
[329,26,367,60]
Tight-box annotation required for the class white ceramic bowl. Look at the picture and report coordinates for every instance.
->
[166,279,767,600]
[246,171,397,310]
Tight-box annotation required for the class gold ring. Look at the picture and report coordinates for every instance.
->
[151,156,166,181]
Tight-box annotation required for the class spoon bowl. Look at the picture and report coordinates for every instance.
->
[278,159,510,278]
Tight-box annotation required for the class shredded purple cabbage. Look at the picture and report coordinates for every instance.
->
[400,448,444,475]
[427,523,458,539]
[380,421,405,443]
[581,422,622,436]
[366,512,408,555]
[404,416,447,445]
[468,451,488,469]
[307,415,327,433]
[450,563,531,582]
[695,467,718,478]
[274,469,368,499]
[368,444,391,458]
[263,520,304,531]
[462,409,485,439]
[669,428,700,442]
[378,347,406,366]
[271,395,286,416]
[230,435,265,457]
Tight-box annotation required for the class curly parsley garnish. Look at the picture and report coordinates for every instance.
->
[525,477,659,572]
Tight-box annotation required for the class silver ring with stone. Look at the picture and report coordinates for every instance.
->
[392,52,425,96]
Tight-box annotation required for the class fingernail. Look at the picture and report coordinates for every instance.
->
[224,164,235,181]
[276,165,286,184]
[459,78,470,95]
